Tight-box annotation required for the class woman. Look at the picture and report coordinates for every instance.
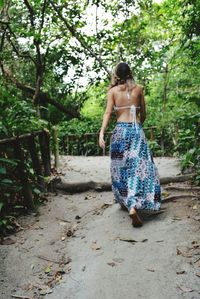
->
[99,62,162,227]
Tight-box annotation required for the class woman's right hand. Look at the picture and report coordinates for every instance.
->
[99,131,105,149]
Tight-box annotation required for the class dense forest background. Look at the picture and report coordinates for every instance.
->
[0,0,199,232]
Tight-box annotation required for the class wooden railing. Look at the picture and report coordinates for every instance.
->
[60,126,157,156]
[0,130,51,211]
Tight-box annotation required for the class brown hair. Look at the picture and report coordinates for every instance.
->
[110,62,135,89]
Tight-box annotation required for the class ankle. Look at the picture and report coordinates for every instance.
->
[129,207,137,215]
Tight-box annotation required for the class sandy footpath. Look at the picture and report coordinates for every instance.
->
[0,156,200,299]
[58,156,181,184]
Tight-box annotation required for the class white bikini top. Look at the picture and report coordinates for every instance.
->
[113,104,140,129]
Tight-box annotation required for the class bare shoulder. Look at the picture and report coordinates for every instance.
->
[107,86,115,95]
[135,84,144,93]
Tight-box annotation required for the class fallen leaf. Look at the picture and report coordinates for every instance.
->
[146,268,155,272]
[40,286,53,295]
[176,270,186,275]
[101,203,113,210]
[60,256,72,265]
[91,241,101,251]
[177,285,194,293]
[192,204,198,210]
[72,224,78,231]
[162,191,169,198]
[177,248,183,255]
[172,216,182,221]
[66,265,72,273]
[194,257,200,263]
[119,237,138,243]
[22,283,34,291]
[55,271,62,282]
[45,264,52,274]
[113,258,124,263]
[61,236,66,241]
[13,220,24,230]
[107,262,117,267]
[0,237,16,245]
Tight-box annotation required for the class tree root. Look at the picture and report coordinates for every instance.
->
[56,181,111,193]
[54,174,195,194]
[162,194,197,203]
[164,186,200,191]
[160,174,194,184]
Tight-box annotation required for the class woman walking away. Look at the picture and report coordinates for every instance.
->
[99,62,162,227]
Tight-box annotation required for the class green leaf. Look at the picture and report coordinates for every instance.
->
[0,167,6,174]
[0,0,4,8]
[0,158,17,166]
[0,179,13,184]
[14,205,24,209]
[33,188,41,195]
[0,202,4,211]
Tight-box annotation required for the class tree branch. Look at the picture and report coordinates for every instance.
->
[23,0,35,27]
[50,1,111,76]
[23,0,43,103]
[0,62,79,118]
[40,0,47,30]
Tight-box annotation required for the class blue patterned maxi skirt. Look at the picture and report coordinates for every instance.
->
[110,122,162,212]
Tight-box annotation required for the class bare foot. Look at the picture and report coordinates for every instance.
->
[129,208,143,227]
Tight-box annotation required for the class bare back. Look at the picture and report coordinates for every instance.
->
[112,84,145,123]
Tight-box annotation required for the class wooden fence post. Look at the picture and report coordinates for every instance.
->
[13,137,35,211]
[28,134,45,191]
[85,134,88,156]
[160,128,165,156]
[39,130,51,176]
[52,126,59,169]
[150,128,154,141]
[66,135,69,155]
[97,133,99,156]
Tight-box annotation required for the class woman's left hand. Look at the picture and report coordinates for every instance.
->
[99,131,105,149]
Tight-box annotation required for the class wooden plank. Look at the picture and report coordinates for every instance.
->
[13,138,35,211]
[27,134,45,191]
[52,126,59,168]
[0,130,42,145]
[39,130,51,176]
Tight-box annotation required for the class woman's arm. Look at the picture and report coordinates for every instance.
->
[139,87,146,124]
[99,88,114,149]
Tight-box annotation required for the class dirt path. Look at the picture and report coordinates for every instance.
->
[59,156,181,183]
[0,157,200,299]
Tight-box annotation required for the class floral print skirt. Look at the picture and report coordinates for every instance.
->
[110,122,162,212]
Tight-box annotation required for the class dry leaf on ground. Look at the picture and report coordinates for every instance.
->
[91,241,101,251]
[0,237,16,245]
[107,262,117,267]
[113,258,124,263]
[177,285,194,293]
[119,237,138,243]
[146,268,155,272]
[176,270,186,275]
